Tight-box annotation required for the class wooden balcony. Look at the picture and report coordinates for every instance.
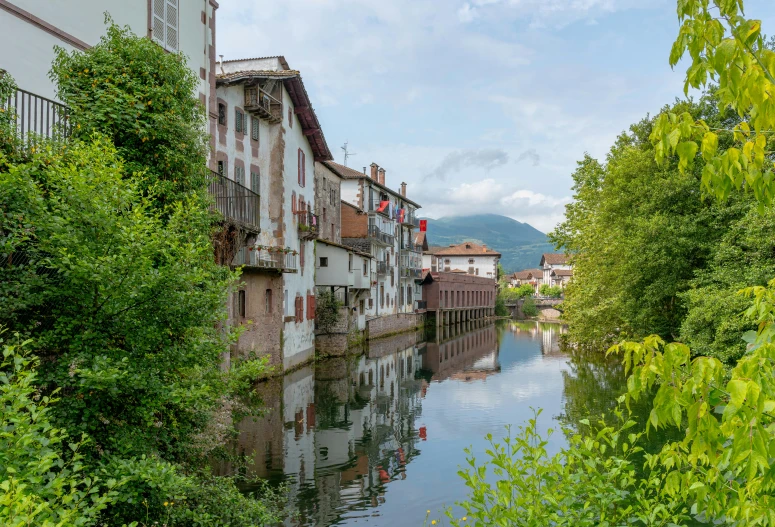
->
[244,86,282,123]
[232,246,297,273]
[208,171,260,234]
[297,209,319,241]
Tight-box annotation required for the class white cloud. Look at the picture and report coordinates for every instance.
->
[458,2,478,22]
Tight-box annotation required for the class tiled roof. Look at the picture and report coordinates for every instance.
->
[323,161,422,209]
[216,70,300,80]
[222,56,290,69]
[513,269,543,280]
[433,242,501,257]
[424,245,444,255]
[541,253,568,265]
[551,269,573,277]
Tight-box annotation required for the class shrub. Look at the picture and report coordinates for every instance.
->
[315,290,342,334]
[522,297,539,317]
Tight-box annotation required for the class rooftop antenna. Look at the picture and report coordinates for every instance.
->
[341,141,357,167]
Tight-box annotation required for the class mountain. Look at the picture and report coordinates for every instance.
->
[421,214,555,273]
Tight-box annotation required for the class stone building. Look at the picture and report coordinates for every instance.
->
[215,56,333,371]
[328,161,423,317]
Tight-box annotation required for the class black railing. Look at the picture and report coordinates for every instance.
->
[416,300,428,311]
[368,225,394,246]
[208,171,260,233]
[401,268,422,279]
[2,87,71,146]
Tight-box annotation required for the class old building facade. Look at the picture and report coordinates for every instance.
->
[540,253,572,288]
[420,272,497,327]
[423,242,501,279]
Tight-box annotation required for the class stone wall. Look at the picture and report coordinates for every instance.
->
[366,313,424,340]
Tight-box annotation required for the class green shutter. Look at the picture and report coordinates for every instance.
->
[251,171,260,194]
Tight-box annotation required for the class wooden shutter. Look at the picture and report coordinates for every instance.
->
[152,0,165,46]
[251,170,260,194]
[307,295,316,320]
[297,149,302,186]
[251,117,259,141]
[302,151,306,187]
[235,109,242,133]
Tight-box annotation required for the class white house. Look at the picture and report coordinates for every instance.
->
[425,242,501,279]
[1,0,217,149]
[510,269,543,290]
[215,56,333,371]
[540,253,572,288]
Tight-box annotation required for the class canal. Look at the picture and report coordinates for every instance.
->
[217,320,637,526]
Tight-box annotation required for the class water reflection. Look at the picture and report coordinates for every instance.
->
[220,321,617,527]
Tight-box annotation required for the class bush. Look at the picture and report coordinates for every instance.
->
[494,294,508,316]
[315,290,342,334]
[522,297,539,317]
[0,337,122,527]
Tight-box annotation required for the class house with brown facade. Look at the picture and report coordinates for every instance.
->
[420,271,496,327]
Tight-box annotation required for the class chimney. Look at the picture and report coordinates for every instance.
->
[370,163,378,180]
[378,168,386,186]
[400,182,407,197]
[363,166,367,175]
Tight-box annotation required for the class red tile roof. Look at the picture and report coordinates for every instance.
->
[323,161,422,209]
[540,253,568,266]
[551,269,573,277]
[512,269,543,280]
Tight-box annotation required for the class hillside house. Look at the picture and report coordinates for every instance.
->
[215,55,332,371]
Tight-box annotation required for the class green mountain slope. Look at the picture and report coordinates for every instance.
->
[421,214,555,273]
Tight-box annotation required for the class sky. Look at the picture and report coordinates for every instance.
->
[218,0,775,233]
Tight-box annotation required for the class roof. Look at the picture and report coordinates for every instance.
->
[433,242,501,258]
[512,269,543,280]
[414,231,428,251]
[222,55,290,70]
[551,269,574,277]
[341,200,366,214]
[317,238,372,259]
[216,59,332,162]
[540,253,568,266]
[323,161,422,209]
[424,245,444,255]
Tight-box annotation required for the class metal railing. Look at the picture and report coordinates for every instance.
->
[416,300,428,311]
[368,224,394,246]
[208,171,260,233]
[376,261,395,276]
[2,87,71,147]
[297,209,318,240]
[233,246,297,272]
[401,268,422,279]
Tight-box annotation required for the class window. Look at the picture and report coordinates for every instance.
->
[468,267,475,275]
[359,299,365,314]
[265,289,272,314]
[348,254,353,271]
[307,294,316,320]
[218,103,226,125]
[284,289,289,316]
[300,243,305,274]
[363,259,368,276]
[237,290,246,318]
[288,107,293,128]
[250,170,260,194]
[468,258,475,264]
[322,207,327,222]
[217,160,224,175]
[319,257,328,267]
[235,109,245,134]
[297,149,306,187]
[330,188,336,204]
[251,116,259,141]
[234,166,245,186]
[390,272,394,287]
[291,191,297,213]
[152,0,179,52]
[445,259,451,264]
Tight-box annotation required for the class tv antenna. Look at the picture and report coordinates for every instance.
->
[341,141,357,167]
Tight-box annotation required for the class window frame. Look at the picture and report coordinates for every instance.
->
[151,0,179,52]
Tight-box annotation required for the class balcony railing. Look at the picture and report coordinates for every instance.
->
[244,86,282,123]
[401,268,422,279]
[208,171,260,233]
[368,225,394,246]
[1,87,71,147]
[297,209,318,240]
[400,211,418,227]
[376,261,395,276]
[233,246,297,273]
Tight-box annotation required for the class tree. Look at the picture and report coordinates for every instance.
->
[315,290,342,334]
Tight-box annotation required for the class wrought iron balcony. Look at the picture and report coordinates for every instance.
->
[401,268,422,279]
[244,86,282,123]
[297,209,318,241]
[368,225,394,246]
[376,261,395,276]
[208,171,260,233]
[232,246,297,273]
[1,86,71,147]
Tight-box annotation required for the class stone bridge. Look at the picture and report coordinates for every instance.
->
[505,297,563,321]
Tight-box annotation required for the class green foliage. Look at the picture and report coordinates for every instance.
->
[0,337,124,527]
[522,297,539,318]
[50,18,210,209]
[539,284,563,298]
[315,290,342,334]
[650,0,775,204]
[444,410,687,527]
[501,285,534,302]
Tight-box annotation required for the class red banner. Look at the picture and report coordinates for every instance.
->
[420,219,427,232]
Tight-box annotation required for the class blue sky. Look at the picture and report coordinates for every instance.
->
[218,0,775,233]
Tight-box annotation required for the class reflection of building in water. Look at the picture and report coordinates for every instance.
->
[423,323,499,382]
[220,331,426,526]
[540,323,567,356]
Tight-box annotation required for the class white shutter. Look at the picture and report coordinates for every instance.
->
[165,0,179,52]
[152,0,165,46]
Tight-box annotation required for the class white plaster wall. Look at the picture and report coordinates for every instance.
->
[340,179,360,208]
[2,1,210,104]
[315,243,353,287]
[438,255,498,278]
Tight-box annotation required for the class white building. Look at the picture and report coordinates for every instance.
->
[1,0,217,148]
[424,242,501,279]
[215,56,333,371]
[539,253,572,288]
[328,161,423,317]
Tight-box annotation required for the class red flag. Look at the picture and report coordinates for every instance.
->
[420,220,427,232]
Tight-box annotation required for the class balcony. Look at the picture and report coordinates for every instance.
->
[2,86,71,147]
[232,246,297,273]
[376,261,394,276]
[297,209,318,241]
[401,268,423,279]
[368,225,394,246]
[400,211,419,227]
[244,86,282,123]
[208,171,260,233]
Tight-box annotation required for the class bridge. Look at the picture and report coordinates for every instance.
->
[505,297,563,321]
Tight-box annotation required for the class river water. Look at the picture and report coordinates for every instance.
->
[218,320,640,526]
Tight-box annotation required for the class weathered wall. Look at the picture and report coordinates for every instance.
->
[340,202,367,238]
[366,313,424,340]
[231,271,284,368]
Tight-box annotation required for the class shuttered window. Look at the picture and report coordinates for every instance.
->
[297,149,306,187]
[250,170,260,194]
[235,109,245,134]
[307,295,316,320]
[291,191,297,213]
[234,166,245,186]
[251,116,259,141]
[295,296,304,322]
[152,0,179,52]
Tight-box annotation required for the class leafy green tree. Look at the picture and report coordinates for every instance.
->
[521,297,539,317]
[315,290,343,334]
